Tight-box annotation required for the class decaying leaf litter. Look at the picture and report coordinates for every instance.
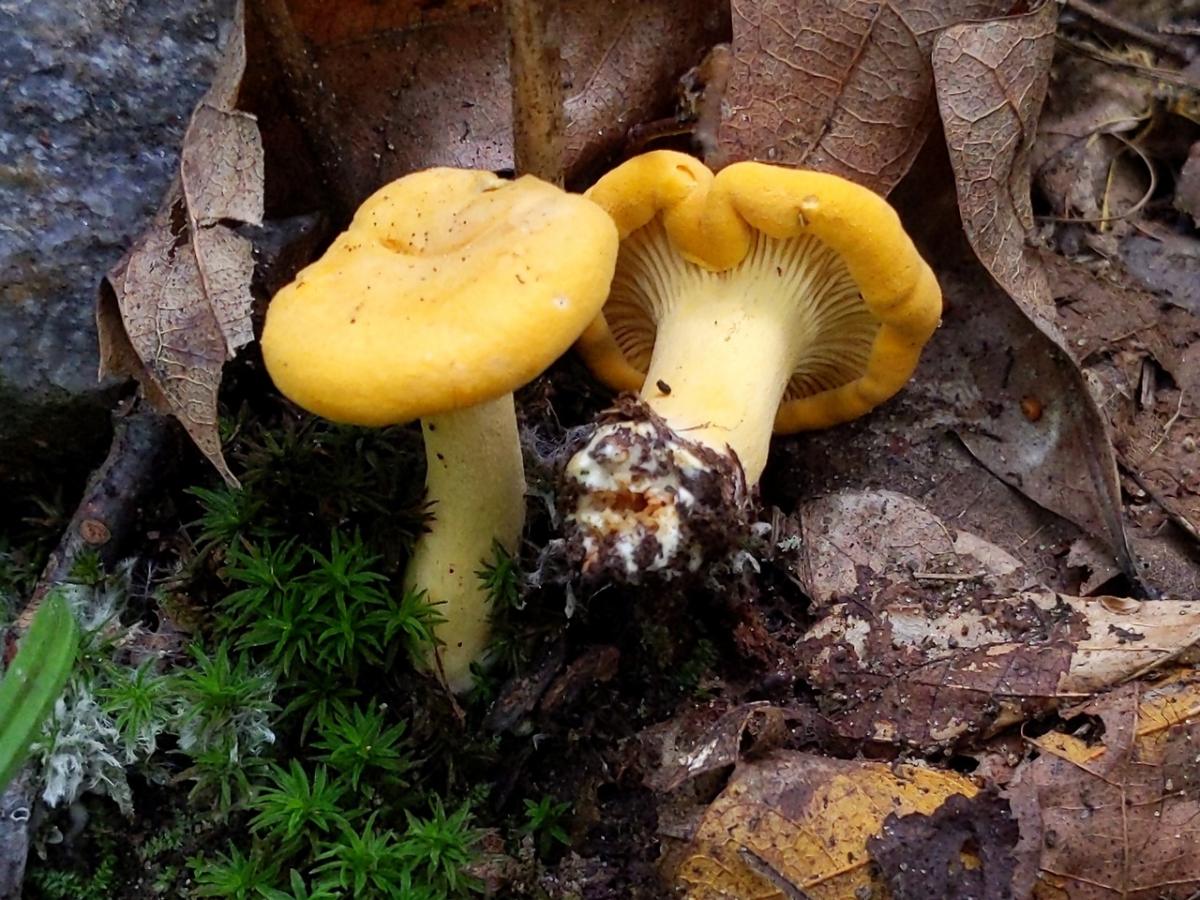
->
[5,0,1200,896]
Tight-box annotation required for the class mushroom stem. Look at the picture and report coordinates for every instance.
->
[640,293,801,486]
[563,225,866,581]
[563,287,798,581]
[405,393,526,693]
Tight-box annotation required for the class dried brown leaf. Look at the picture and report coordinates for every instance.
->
[793,487,1199,747]
[796,489,1028,610]
[716,0,1010,194]
[801,589,1200,749]
[952,310,1137,587]
[933,0,1058,334]
[907,171,1138,588]
[640,701,793,794]
[1177,140,1200,226]
[1010,673,1200,898]
[98,3,263,484]
[182,105,264,229]
[1066,535,1122,595]
[1119,228,1200,315]
[643,700,828,886]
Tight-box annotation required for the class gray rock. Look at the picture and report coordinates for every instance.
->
[0,0,235,479]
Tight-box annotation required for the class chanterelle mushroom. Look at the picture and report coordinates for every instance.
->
[262,168,618,692]
[564,151,942,581]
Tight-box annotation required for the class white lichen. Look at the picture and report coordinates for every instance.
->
[32,685,132,816]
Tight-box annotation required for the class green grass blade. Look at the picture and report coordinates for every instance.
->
[0,593,80,791]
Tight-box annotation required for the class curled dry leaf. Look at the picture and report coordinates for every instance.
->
[97,2,263,485]
[715,0,1010,193]
[952,303,1138,589]
[1010,672,1200,898]
[640,701,793,794]
[931,5,1141,580]
[933,0,1058,336]
[801,590,1200,749]
[922,248,1139,593]
[674,751,979,899]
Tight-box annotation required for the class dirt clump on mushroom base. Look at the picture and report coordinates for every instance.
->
[560,397,751,584]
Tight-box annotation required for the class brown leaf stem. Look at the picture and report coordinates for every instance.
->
[503,0,564,183]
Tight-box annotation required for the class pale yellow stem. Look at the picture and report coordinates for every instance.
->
[639,290,802,486]
[404,394,526,693]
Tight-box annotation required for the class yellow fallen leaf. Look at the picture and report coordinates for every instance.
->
[676,751,978,899]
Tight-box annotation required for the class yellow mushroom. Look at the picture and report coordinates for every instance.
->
[261,168,618,691]
[565,151,942,581]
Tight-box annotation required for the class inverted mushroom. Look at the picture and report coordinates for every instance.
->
[564,151,942,581]
[261,168,618,692]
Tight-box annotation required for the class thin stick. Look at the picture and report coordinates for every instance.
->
[1063,0,1192,61]
[1117,455,1200,544]
[912,571,986,582]
[14,409,178,631]
[1056,35,1200,92]
[1149,391,1185,455]
[503,0,564,183]
[0,408,177,898]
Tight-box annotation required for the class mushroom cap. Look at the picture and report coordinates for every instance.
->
[575,151,942,431]
[262,169,619,426]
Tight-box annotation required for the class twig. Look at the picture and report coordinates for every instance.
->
[1062,0,1193,61]
[15,409,178,630]
[954,484,989,519]
[1120,637,1200,684]
[1056,35,1200,92]
[1035,132,1157,225]
[245,0,359,220]
[1018,523,1049,547]
[625,118,694,154]
[912,571,986,582]
[737,846,808,899]
[503,0,564,183]
[1149,391,1186,455]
